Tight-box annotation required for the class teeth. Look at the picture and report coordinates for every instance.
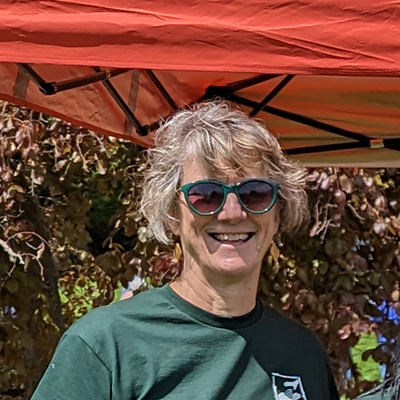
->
[213,233,250,242]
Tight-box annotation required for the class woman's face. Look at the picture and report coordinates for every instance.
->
[173,156,280,281]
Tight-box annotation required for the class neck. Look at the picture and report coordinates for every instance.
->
[170,261,260,317]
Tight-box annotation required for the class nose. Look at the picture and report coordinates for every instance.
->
[217,193,247,223]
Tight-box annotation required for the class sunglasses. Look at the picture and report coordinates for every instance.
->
[179,179,280,216]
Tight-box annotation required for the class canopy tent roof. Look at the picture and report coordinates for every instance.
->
[0,0,399,166]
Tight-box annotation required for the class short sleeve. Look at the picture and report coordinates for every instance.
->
[31,332,111,400]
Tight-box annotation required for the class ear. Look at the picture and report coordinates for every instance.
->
[169,219,180,237]
[167,208,180,237]
[273,207,281,235]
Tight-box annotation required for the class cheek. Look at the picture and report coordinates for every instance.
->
[179,219,210,259]
[178,209,208,238]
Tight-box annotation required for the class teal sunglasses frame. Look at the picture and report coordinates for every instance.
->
[179,178,280,216]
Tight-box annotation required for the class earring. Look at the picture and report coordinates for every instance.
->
[173,242,182,262]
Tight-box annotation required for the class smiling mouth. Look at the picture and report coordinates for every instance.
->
[209,233,255,243]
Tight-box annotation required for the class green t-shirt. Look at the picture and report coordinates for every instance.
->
[32,284,339,400]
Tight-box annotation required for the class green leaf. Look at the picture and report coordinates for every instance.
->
[352,333,382,382]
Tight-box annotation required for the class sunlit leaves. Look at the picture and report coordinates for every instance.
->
[0,102,147,398]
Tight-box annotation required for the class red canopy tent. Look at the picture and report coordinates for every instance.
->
[0,0,399,166]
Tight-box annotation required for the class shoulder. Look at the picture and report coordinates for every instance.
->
[46,287,171,374]
[262,305,322,343]
[67,287,167,344]
[258,304,331,364]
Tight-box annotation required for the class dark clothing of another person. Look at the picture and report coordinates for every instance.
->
[355,383,396,400]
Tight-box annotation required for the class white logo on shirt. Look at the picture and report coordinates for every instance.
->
[272,373,308,400]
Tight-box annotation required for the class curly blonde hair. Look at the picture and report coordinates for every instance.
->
[140,101,309,245]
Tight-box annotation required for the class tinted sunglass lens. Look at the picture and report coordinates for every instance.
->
[239,181,274,212]
[188,183,224,214]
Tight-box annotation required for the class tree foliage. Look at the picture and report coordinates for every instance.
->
[0,101,399,399]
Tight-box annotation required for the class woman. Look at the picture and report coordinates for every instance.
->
[32,101,339,399]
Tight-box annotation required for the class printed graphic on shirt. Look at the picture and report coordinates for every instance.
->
[272,373,308,400]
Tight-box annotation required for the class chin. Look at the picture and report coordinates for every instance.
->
[213,258,258,277]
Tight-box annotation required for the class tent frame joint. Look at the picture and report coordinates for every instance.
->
[370,139,385,149]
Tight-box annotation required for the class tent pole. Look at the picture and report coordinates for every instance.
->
[230,94,400,155]
[18,64,131,95]
[92,67,147,136]
[286,139,400,155]
[286,142,367,155]
[230,94,370,144]
[143,70,178,111]
[250,75,294,117]
[205,74,281,97]
[17,64,53,94]
[383,138,400,151]
[51,69,130,94]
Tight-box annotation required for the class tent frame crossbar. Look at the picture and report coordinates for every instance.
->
[14,66,400,154]
[91,67,147,136]
[17,63,130,95]
[143,70,178,111]
[220,74,281,93]
[205,74,400,154]
[230,94,370,143]
[285,138,400,155]
[250,75,295,117]
[17,64,177,137]
[17,64,148,134]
